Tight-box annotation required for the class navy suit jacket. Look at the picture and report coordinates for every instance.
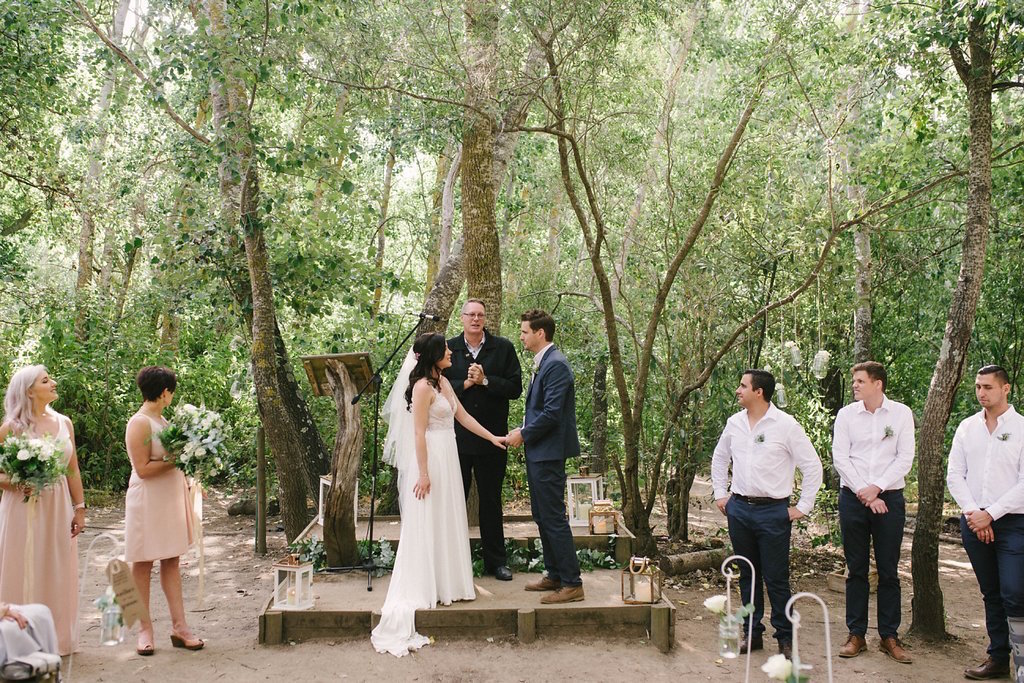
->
[522,345,580,463]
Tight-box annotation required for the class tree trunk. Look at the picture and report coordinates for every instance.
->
[910,14,993,641]
[591,359,608,473]
[74,0,130,340]
[205,0,316,541]
[462,0,503,329]
[424,145,454,297]
[372,96,400,318]
[323,360,363,567]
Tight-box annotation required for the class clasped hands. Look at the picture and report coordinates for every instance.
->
[463,363,488,390]
[856,485,889,514]
[965,509,995,543]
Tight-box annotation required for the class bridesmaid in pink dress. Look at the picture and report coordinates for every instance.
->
[124,366,203,655]
[0,365,87,656]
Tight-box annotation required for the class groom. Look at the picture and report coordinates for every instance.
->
[505,309,584,604]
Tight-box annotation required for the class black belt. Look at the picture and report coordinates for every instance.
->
[732,493,788,505]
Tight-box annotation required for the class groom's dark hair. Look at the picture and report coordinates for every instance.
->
[521,309,555,342]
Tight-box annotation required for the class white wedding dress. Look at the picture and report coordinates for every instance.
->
[371,382,475,657]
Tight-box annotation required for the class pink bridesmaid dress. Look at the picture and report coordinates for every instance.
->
[0,411,80,655]
[123,414,194,563]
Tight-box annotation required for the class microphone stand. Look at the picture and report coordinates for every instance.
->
[337,314,433,591]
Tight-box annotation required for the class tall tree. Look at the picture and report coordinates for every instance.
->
[910,8,998,641]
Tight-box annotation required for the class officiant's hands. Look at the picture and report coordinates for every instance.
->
[504,428,524,448]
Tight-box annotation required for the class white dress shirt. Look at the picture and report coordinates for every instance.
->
[832,396,916,493]
[947,405,1024,520]
[711,403,824,515]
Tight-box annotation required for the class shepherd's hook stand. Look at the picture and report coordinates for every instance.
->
[65,531,121,683]
[785,591,835,683]
[721,554,756,683]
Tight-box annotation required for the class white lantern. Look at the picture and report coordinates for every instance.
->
[811,349,831,379]
[273,555,314,610]
[318,475,359,527]
[566,474,603,527]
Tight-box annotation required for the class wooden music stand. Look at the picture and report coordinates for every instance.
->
[301,353,374,398]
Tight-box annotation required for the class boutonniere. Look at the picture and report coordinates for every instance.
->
[999,433,1011,442]
[882,426,894,440]
[755,434,765,444]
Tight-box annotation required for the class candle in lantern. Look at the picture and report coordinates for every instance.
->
[577,502,592,521]
[593,517,609,534]
[634,579,653,603]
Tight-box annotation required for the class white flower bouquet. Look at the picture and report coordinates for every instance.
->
[158,404,227,481]
[0,434,67,501]
[762,653,809,682]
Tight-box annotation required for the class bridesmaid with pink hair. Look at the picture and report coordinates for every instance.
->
[0,365,86,656]
[124,366,203,656]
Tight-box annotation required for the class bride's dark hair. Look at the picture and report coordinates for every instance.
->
[404,333,447,408]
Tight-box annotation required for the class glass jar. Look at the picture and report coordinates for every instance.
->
[100,603,124,646]
[718,617,741,659]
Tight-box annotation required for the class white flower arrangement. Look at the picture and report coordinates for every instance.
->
[158,404,227,481]
[0,434,67,500]
[761,652,809,682]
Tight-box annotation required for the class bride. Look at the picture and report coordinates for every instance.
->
[371,333,506,657]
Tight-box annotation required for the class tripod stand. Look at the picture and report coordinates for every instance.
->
[328,315,425,591]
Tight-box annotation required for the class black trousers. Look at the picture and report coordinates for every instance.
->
[726,497,792,642]
[838,487,905,638]
[961,513,1024,662]
[526,458,581,586]
[460,448,508,571]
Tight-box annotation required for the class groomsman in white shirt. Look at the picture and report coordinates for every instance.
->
[832,361,914,664]
[712,369,823,659]
[947,365,1024,681]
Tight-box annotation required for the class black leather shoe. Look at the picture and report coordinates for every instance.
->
[779,640,793,659]
[493,566,514,581]
[739,632,763,654]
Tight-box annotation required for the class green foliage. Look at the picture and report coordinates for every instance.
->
[288,537,326,572]
[471,538,619,577]
[357,539,396,577]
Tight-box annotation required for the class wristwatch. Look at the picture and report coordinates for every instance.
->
[481,377,489,387]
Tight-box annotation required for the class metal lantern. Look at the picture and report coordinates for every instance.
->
[318,474,359,527]
[566,474,604,527]
[621,556,664,604]
[588,499,617,535]
[774,383,788,408]
[811,349,831,379]
[273,554,315,610]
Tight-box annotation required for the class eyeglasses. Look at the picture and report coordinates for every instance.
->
[462,313,485,319]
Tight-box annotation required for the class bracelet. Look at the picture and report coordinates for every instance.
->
[73,502,86,510]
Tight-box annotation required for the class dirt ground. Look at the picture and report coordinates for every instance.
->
[66,488,994,683]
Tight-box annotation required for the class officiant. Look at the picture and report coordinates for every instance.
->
[444,299,523,581]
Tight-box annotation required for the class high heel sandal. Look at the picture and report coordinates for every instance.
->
[136,631,155,656]
[170,632,205,651]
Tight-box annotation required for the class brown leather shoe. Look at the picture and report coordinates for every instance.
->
[525,576,561,592]
[839,633,867,658]
[879,636,912,664]
[540,585,585,604]
[964,656,1010,680]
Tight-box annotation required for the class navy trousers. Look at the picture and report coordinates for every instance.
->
[726,497,793,642]
[526,459,581,587]
[838,487,905,638]
[961,513,1024,662]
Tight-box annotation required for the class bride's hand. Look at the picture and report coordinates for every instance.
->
[414,472,430,499]
[490,434,506,450]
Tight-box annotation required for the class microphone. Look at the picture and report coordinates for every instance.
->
[416,312,443,322]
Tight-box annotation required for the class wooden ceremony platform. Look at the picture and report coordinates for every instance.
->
[258,515,676,652]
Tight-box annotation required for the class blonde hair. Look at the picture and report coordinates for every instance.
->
[3,365,48,434]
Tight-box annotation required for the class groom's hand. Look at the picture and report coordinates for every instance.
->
[505,428,524,448]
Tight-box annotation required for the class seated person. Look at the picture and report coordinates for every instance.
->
[0,602,59,679]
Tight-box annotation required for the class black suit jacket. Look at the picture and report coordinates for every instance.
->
[444,330,523,456]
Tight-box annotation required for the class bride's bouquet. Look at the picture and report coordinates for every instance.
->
[0,434,68,501]
[158,404,227,481]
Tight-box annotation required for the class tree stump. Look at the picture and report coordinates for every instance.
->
[323,360,364,567]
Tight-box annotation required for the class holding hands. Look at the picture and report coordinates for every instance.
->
[504,428,523,448]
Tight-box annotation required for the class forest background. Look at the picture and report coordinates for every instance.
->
[1,0,1022,640]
